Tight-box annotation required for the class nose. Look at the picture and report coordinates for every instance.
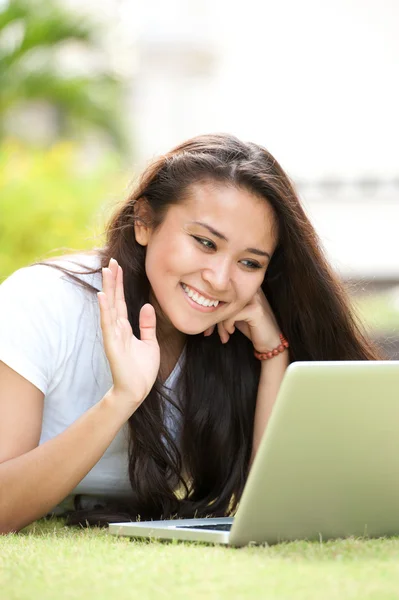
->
[202,255,233,292]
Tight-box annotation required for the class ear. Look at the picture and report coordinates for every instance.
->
[133,198,152,246]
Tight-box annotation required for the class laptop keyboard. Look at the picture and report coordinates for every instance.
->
[177,523,232,532]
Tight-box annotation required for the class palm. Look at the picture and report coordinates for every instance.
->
[105,307,160,402]
[98,259,160,410]
[234,290,280,349]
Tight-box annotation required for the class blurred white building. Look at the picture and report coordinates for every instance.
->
[62,0,399,174]
[64,0,217,163]
[57,0,399,283]
[300,184,399,286]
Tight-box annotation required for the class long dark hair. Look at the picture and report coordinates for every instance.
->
[36,133,381,526]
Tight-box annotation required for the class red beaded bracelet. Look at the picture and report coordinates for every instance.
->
[254,334,289,360]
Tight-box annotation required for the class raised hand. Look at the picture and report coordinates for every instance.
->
[97,258,160,414]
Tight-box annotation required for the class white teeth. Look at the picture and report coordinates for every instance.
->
[182,284,219,308]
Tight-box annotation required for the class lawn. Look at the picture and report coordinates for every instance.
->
[2,519,399,599]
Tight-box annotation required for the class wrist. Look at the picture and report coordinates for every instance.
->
[101,387,143,423]
[254,334,289,361]
[260,349,289,369]
[254,335,281,354]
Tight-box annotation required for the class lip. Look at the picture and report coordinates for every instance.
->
[180,283,224,312]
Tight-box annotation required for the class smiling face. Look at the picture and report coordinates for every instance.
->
[134,181,278,336]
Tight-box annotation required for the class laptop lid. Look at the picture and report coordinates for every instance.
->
[229,360,399,546]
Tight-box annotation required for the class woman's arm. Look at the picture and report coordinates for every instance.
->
[205,288,289,468]
[250,351,289,467]
[0,258,160,534]
[0,361,136,534]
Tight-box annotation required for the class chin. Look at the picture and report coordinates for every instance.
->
[171,316,209,336]
[176,324,207,336]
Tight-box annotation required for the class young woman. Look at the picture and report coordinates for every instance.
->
[0,133,380,533]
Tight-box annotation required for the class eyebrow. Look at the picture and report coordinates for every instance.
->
[190,221,271,260]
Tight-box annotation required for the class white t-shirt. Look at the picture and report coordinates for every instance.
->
[0,253,183,508]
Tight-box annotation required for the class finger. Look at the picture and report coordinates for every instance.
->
[115,265,128,320]
[108,257,119,307]
[203,325,215,337]
[97,291,114,340]
[223,319,236,335]
[109,257,119,277]
[109,258,119,308]
[217,321,230,344]
[217,315,236,338]
[139,303,158,344]
[102,267,116,312]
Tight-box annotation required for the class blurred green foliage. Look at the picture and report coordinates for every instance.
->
[0,140,126,280]
[353,292,399,333]
[0,0,128,151]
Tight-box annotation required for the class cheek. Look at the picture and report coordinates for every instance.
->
[145,235,194,284]
[144,244,169,293]
[144,246,160,279]
[237,272,265,303]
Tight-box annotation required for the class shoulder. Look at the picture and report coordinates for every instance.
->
[1,251,102,304]
[0,255,101,394]
[0,252,104,338]
[0,252,104,393]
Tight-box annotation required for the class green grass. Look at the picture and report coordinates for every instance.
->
[2,520,399,599]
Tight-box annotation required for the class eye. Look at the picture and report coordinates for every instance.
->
[192,235,216,250]
[240,259,263,270]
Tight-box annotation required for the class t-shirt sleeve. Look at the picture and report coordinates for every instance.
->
[0,266,67,395]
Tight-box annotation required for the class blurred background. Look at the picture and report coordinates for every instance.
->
[0,0,398,356]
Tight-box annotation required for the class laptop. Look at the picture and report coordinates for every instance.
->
[109,360,399,546]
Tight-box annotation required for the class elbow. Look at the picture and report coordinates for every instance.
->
[0,522,19,535]
[0,512,25,535]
